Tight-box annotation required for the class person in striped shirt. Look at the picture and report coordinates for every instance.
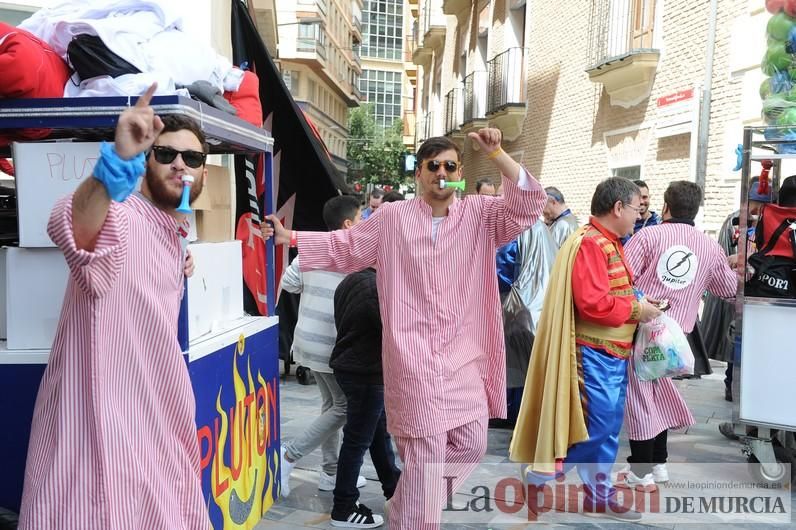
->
[623,181,737,487]
[264,128,546,529]
[279,195,367,497]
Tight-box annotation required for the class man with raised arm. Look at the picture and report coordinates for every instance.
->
[19,84,209,530]
[264,129,546,529]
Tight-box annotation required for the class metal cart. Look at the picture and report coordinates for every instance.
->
[731,125,796,486]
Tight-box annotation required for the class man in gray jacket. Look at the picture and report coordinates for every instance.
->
[543,186,578,248]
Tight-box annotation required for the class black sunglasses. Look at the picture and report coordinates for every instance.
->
[425,160,460,173]
[151,145,206,169]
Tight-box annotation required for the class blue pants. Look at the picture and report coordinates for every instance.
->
[528,345,628,502]
[332,373,401,518]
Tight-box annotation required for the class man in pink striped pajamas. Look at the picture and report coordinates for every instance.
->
[623,180,738,486]
[19,84,209,530]
[264,128,546,529]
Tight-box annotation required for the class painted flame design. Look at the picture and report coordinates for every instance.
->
[209,334,279,529]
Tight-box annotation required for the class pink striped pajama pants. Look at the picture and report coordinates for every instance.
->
[389,417,489,529]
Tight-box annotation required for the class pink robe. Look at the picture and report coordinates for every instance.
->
[19,194,208,530]
[623,222,736,440]
[298,174,545,438]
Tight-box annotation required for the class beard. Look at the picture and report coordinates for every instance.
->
[145,169,204,210]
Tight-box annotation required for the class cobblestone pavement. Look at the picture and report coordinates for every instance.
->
[256,361,795,529]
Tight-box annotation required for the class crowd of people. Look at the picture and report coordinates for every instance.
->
[16,84,785,529]
[262,130,770,527]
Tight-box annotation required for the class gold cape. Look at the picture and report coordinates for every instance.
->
[508,226,589,474]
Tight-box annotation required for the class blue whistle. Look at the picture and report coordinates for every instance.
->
[176,175,194,214]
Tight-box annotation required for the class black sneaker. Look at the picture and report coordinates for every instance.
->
[331,503,384,528]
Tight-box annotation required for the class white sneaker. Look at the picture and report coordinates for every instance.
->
[652,463,669,483]
[319,470,367,491]
[280,445,295,497]
[624,470,655,488]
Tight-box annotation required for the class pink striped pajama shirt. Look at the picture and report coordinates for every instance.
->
[624,222,737,440]
[19,194,208,530]
[297,171,545,527]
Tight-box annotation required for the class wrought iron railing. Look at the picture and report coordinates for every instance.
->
[416,112,435,145]
[487,47,525,114]
[444,86,463,134]
[587,0,656,68]
[463,71,488,123]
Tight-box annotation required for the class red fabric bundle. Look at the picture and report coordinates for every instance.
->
[223,69,262,127]
[0,22,70,146]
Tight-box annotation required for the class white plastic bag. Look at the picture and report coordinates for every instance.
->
[633,314,695,381]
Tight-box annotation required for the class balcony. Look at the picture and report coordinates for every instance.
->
[411,20,433,68]
[444,86,464,142]
[416,112,435,146]
[442,0,469,16]
[462,71,489,132]
[351,82,363,102]
[351,43,361,67]
[486,47,527,141]
[407,0,419,18]
[297,37,326,60]
[403,110,416,149]
[352,14,362,43]
[421,1,446,50]
[586,0,659,108]
[404,40,417,85]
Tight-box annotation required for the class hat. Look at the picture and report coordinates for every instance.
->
[779,175,796,207]
[749,177,773,203]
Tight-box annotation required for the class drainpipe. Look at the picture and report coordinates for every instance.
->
[695,0,719,192]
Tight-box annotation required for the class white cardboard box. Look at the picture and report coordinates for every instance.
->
[12,141,198,247]
[186,241,244,341]
[1,247,69,349]
[0,240,236,350]
[13,142,101,247]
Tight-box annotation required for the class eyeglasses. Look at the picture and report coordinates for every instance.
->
[425,160,460,173]
[623,203,644,213]
[151,145,206,169]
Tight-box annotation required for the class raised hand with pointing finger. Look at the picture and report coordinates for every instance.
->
[93,83,163,203]
[72,83,166,251]
[115,83,164,160]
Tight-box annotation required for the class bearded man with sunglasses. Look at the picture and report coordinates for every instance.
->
[264,129,545,529]
[18,84,210,530]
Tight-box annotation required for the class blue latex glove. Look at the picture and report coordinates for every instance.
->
[93,142,146,202]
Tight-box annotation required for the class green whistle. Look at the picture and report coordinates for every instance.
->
[439,179,466,190]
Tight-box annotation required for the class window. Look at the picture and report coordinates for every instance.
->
[359,69,402,129]
[361,0,403,60]
[612,166,641,180]
[282,70,299,94]
[632,0,655,49]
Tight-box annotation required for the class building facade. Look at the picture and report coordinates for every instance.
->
[412,0,769,232]
[276,0,364,176]
[356,0,417,152]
